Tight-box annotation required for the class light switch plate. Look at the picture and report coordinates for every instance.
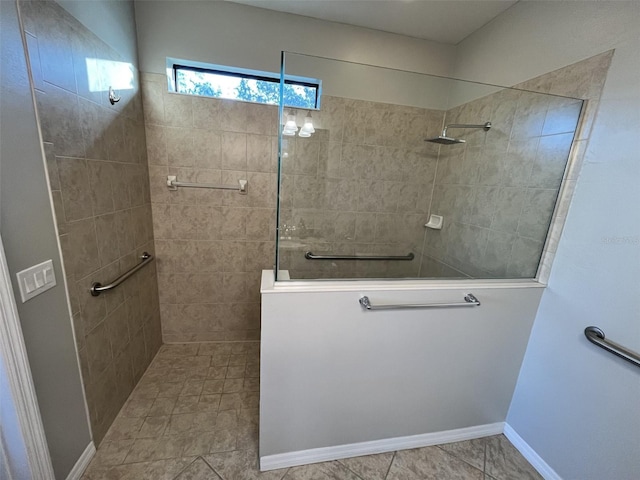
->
[16,259,56,303]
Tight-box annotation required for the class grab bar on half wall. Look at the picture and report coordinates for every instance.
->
[359,294,480,310]
[584,326,640,368]
[90,252,154,296]
[305,252,415,261]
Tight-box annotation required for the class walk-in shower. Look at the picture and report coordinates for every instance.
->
[275,53,583,282]
[426,121,492,144]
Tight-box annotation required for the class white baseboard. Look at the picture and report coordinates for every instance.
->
[260,422,505,471]
[65,442,95,480]
[503,424,562,480]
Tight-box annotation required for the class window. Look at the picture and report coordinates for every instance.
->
[170,61,320,109]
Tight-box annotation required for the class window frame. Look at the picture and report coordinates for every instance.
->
[169,60,322,109]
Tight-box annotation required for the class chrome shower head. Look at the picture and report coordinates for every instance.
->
[425,121,491,145]
[425,136,466,145]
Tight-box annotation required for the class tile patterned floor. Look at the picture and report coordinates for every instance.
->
[82,343,542,480]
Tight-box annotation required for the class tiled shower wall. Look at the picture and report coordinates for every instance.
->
[21,0,161,443]
[140,52,611,340]
[279,97,445,279]
[141,72,278,342]
[422,88,581,278]
[513,51,613,282]
[422,52,613,279]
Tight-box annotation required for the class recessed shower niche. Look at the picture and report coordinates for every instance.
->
[276,53,584,281]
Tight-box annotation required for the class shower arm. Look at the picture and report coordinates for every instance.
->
[442,122,491,136]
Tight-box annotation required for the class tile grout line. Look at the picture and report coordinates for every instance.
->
[383,451,397,480]
[436,444,486,477]
[278,467,290,480]
[170,456,199,480]
[483,437,487,477]
[201,455,226,480]
[336,459,366,480]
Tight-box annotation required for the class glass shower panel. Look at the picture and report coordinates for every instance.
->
[277,52,583,281]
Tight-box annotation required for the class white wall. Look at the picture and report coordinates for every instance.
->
[283,53,453,109]
[133,0,456,108]
[455,2,640,479]
[0,356,31,480]
[260,272,544,462]
[1,1,92,477]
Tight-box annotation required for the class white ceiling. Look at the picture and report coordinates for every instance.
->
[225,0,519,45]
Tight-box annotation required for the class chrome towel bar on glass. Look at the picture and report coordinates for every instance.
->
[359,294,480,310]
[90,252,154,296]
[305,252,415,261]
[584,326,640,368]
[167,175,247,194]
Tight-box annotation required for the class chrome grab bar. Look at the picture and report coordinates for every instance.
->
[167,175,247,194]
[305,252,415,261]
[90,252,154,297]
[359,293,480,310]
[584,326,640,368]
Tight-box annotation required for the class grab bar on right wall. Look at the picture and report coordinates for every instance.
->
[359,294,480,310]
[584,326,640,368]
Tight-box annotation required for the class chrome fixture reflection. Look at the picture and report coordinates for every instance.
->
[283,111,298,136]
[283,110,315,138]
[426,121,492,145]
[108,85,121,105]
[299,111,315,137]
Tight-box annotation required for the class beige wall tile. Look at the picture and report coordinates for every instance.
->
[222,241,247,272]
[79,98,109,160]
[95,213,121,266]
[85,321,113,378]
[145,125,168,165]
[193,96,222,130]
[163,93,193,128]
[60,218,100,278]
[221,131,247,170]
[87,160,116,215]
[29,2,161,443]
[57,156,94,221]
[142,80,165,125]
[193,130,222,170]
[166,128,195,168]
[221,207,247,240]
[25,2,76,92]
[246,134,272,172]
[105,113,128,163]
[174,273,223,304]
[219,100,247,133]
[246,209,276,241]
[246,103,276,135]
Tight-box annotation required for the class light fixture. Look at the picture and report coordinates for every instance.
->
[299,111,315,136]
[283,112,298,136]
